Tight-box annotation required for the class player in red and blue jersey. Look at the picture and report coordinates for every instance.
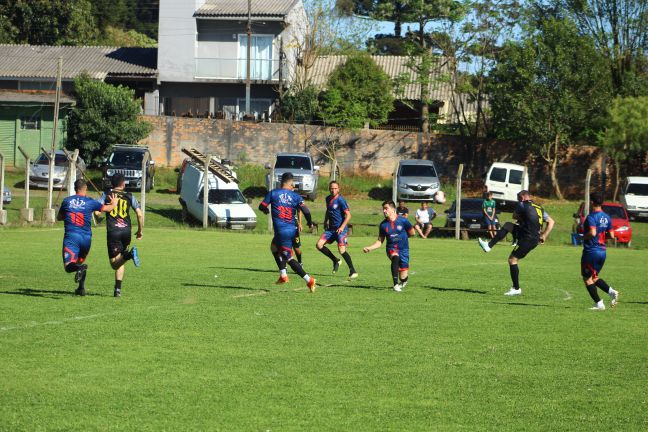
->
[316,181,358,278]
[363,200,415,292]
[57,179,117,296]
[259,172,317,292]
[581,193,619,310]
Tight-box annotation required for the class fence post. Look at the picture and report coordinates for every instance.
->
[267,168,274,233]
[17,146,33,223]
[42,147,56,224]
[0,153,6,225]
[455,164,464,240]
[140,151,149,221]
[585,169,592,215]
[203,155,211,228]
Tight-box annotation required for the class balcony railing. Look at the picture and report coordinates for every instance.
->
[195,58,283,81]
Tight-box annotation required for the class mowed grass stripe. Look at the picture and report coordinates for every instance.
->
[1,229,647,431]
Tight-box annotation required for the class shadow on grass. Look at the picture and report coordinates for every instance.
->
[182,282,268,292]
[321,283,390,291]
[490,301,554,308]
[626,301,648,305]
[0,288,100,299]
[423,285,488,295]
[210,266,277,274]
[146,207,183,223]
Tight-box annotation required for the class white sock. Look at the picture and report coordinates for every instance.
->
[280,269,287,277]
[303,275,311,283]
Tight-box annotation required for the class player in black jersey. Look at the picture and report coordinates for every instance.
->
[478,190,554,296]
[97,174,143,297]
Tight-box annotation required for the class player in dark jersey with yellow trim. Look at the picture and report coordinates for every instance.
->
[98,174,143,297]
[478,190,554,296]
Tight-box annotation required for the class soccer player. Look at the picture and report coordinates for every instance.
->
[97,174,143,298]
[478,190,555,296]
[363,200,415,292]
[482,191,497,238]
[259,172,317,292]
[581,193,619,310]
[57,179,117,296]
[293,207,303,265]
[316,181,358,278]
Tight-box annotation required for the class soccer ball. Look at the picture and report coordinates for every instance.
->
[434,191,446,204]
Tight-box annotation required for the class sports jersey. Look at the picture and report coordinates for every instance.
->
[483,198,496,217]
[261,189,306,232]
[583,211,612,252]
[415,208,430,224]
[325,194,350,230]
[99,190,140,232]
[60,194,104,236]
[379,216,413,252]
[513,201,545,242]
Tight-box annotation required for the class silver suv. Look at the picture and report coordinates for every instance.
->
[393,159,441,202]
[266,152,320,200]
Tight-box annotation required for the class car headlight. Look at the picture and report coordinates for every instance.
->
[106,169,115,176]
[430,182,439,189]
[626,205,636,210]
[247,217,256,222]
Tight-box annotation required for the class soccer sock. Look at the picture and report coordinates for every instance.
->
[319,246,339,263]
[295,250,302,264]
[595,279,611,294]
[65,263,79,273]
[586,284,601,302]
[280,269,287,277]
[341,251,355,273]
[509,264,520,289]
[391,256,400,286]
[400,276,408,284]
[115,280,122,290]
[489,228,509,248]
[122,249,133,261]
[272,252,283,269]
[288,259,307,278]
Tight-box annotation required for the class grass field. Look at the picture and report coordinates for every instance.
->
[1,227,647,431]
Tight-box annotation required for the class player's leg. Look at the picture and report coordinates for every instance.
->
[317,232,341,272]
[74,238,92,296]
[387,250,401,291]
[581,252,605,310]
[279,237,316,292]
[398,250,410,289]
[337,230,357,278]
[271,240,288,283]
[594,255,619,307]
[293,234,302,265]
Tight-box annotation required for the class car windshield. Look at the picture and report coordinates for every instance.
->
[275,155,311,170]
[602,205,626,219]
[35,153,69,167]
[204,189,246,204]
[400,164,437,177]
[449,200,483,212]
[110,151,144,167]
[626,183,648,196]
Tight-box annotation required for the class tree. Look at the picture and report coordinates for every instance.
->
[67,75,153,166]
[598,96,648,199]
[489,17,611,199]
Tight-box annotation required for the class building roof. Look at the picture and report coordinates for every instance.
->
[195,0,300,20]
[0,90,75,104]
[0,45,157,80]
[308,55,454,102]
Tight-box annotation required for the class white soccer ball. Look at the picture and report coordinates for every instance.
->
[434,191,446,204]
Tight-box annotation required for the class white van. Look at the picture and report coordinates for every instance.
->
[621,176,648,220]
[178,160,257,229]
[485,162,529,205]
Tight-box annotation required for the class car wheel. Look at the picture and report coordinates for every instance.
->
[307,192,317,201]
[145,177,152,192]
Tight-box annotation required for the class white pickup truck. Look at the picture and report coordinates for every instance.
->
[621,176,648,220]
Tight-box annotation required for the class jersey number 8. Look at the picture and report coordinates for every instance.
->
[110,198,128,218]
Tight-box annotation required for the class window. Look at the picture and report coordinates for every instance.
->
[275,155,311,170]
[489,167,507,182]
[400,165,438,177]
[20,117,41,130]
[238,35,274,80]
[509,169,524,185]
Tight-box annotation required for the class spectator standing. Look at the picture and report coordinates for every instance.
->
[482,191,497,238]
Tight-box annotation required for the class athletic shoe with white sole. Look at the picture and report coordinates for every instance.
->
[590,301,606,311]
[348,272,359,279]
[275,275,289,284]
[393,284,402,292]
[332,260,341,274]
[131,247,141,267]
[504,287,522,296]
[478,238,491,252]
[609,289,619,307]
[74,287,86,296]
[400,280,408,290]
[307,277,316,293]
[74,264,88,283]
[114,288,121,298]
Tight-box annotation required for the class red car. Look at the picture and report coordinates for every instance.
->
[574,202,632,246]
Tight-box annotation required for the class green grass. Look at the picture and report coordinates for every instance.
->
[1,228,647,431]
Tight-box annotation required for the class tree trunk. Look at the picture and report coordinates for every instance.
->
[550,134,564,200]
[613,158,621,201]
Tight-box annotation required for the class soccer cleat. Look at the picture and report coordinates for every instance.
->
[504,287,522,296]
[590,301,606,311]
[609,289,619,307]
[478,238,491,252]
[74,287,86,296]
[74,264,88,283]
[400,280,408,290]
[307,277,316,293]
[393,284,402,292]
[114,288,121,298]
[348,272,359,279]
[332,260,341,274]
[275,275,289,284]
[131,247,141,267]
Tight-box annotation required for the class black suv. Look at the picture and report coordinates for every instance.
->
[102,145,155,192]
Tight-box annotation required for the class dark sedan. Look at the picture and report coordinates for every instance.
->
[444,198,500,229]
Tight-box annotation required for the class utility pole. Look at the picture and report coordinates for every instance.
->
[245,0,252,115]
[45,58,62,223]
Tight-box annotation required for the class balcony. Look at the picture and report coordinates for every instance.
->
[195,58,283,81]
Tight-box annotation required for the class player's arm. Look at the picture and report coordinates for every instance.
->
[300,203,313,228]
[56,205,65,221]
[100,193,118,213]
[363,235,384,253]
[297,208,303,232]
[258,193,271,214]
[482,204,492,220]
[94,192,108,218]
[135,207,144,239]
[337,209,351,233]
[583,224,597,241]
[540,214,555,243]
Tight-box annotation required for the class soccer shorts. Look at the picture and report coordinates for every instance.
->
[273,228,296,260]
[581,249,606,279]
[320,228,349,247]
[386,247,410,270]
[510,239,538,259]
[107,230,132,259]
[62,233,92,267]
[485,217,497,227]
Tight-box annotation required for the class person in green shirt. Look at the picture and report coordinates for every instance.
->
[483,191,497,238]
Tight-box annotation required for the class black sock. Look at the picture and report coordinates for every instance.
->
[65,262,79,273]
[295,250,302,264]
[400,276,408,284]
[122,249,133,261]
[509,264,520,289]
[595,279,611,294]
[288,259,307,278]
[586,283,601,302]
[341,251,355,273]
[391,256,400,285]
[319,246,339,263]
[115,280,122,290]
[272,252,283,270]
